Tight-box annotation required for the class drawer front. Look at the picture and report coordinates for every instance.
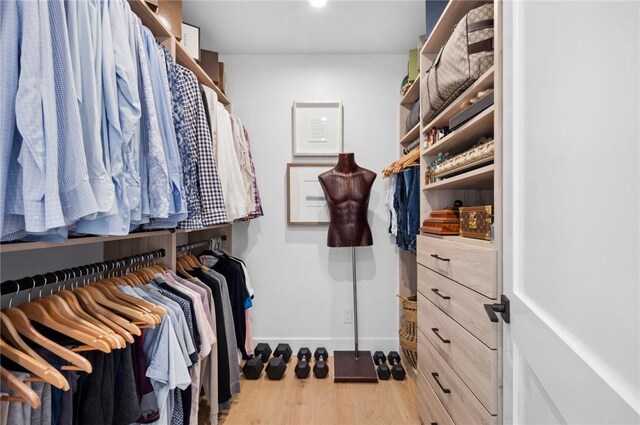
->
[418,293,498,414]
[418,265,498,348]
[417,235,497,298]
[417,366,455,425]
[418,330,497,425]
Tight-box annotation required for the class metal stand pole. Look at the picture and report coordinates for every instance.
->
[352,247,359,359]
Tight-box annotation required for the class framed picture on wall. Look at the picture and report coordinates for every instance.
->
[292,101,343,156]
[287,163,335,225]
[181,22,201,61]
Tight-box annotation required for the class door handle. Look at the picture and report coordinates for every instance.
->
[431,328,451,344]
[431,288,450,300]
[431,372,451,394]
[484,294,511,323]
[430,254,450,262]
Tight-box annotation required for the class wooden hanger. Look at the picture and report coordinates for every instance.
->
[72,289,142,337]
[75,286,156,326]
[18,301,111,353]
[57,289,128,347]
[33,295,120,350]
[0,367,41,409]
[0,339,68,390]
[1,308,92,373]
[0,312,70,389]
[176,258,193,278]
[99,280,168,317]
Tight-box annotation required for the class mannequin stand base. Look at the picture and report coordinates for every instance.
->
[333,350,378,383]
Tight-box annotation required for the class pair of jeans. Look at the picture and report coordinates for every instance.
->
[394,167,420,254]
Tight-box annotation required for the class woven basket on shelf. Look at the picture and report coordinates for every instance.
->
[398,294,417,368]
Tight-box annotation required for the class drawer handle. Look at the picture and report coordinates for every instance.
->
[431,288,450,300]
[431,328,451,344]
[430,254,450,262]
[431,372,451,394]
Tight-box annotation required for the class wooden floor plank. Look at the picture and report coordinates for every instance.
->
[217,358,419,425]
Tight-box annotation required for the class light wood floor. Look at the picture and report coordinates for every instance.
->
[217,358,419,425]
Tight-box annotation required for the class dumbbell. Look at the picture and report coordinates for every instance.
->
[242,343,272,379]
[295,347,312,379]
[372,351,391,380]
[265,343,292,380]
[313,347,329,378]
[387,351,406,380]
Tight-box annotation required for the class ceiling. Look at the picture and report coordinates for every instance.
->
[182,1,426,55]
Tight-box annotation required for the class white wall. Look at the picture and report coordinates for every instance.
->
[224,54,405,353]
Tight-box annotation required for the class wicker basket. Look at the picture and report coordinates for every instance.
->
[398,294,418,368]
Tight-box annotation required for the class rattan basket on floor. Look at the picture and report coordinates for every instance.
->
[398,294,417,368]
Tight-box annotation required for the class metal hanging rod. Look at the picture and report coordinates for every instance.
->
[0,249,166,296]
[176,235,226,256]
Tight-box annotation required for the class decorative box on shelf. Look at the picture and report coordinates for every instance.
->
[421,201,462,235]
[459,205,493,240]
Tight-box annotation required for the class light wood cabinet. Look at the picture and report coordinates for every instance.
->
[416,0,503,424]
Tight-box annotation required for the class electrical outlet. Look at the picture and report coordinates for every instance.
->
[343,308,353,324]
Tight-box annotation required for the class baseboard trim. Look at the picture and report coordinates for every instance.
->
[253,338,400,354]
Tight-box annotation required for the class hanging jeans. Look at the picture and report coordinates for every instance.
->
[395,167,420,254]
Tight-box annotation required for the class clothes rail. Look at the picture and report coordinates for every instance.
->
[0,249,166,296]
[176,236,226,256]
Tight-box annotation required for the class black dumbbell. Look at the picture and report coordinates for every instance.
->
[388,351,406,380]
[313,347,329,378]
[242,343,272,379]
[373,351,391,380]
[266,343,292,380]
[295,347,312,379]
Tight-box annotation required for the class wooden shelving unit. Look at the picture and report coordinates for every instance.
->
[416,1,501,424]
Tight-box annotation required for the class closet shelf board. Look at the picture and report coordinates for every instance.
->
[175,224,231,234]
[423,164,494,190]
[0,224,233,253]
[420,0,492,56]
[401,75,421,107]
[401,123,421,146]
[175,43,231,106]
[424,106,494,157]
[0,230,173,254]
[423,67,494,131]
[128,0,172,39]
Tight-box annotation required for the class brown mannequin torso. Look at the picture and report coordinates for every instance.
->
[318,153,376,247]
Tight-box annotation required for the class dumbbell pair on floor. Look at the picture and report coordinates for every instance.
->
[243,343,292,380]
[294,347,329,379]
[373,351,406,381]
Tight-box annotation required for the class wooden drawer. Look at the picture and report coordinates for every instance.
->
[418,330,497,425]
[417,235,497,299]
[417,366,455,425]
[418,293,498,414]
[418,265,498,348]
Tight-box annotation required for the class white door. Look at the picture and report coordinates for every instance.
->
[502,1,640,424]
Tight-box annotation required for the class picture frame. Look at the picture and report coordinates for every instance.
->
[287,163,335,225]
[181,22,201,61]
[292,101,343,157]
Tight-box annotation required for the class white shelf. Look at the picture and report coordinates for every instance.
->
[424,164,494,190]
[424,106,494,157]
[400,122,420,146]
[423,67,494,131]
[401,75,420,107]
